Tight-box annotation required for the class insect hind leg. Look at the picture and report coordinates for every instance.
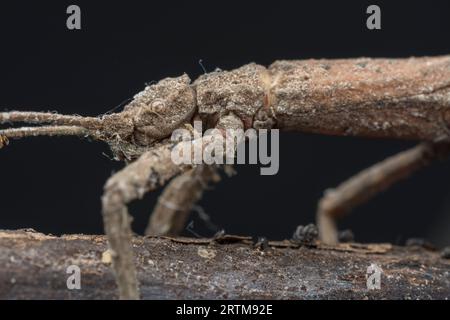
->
[317,141,450,245]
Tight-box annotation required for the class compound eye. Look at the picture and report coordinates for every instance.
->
[149,98,166,113]
[135,98,168,122]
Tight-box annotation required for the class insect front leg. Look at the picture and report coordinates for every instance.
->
[101,143,185,299]
[101,117,241,299]
[317,141,450,245]
[145,115,244,237]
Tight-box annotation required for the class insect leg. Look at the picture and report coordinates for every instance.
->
[101,142,185,299]
[145,114,243,237]
[145,165,221,236]
[102,113,243,298]
[317,141,450,245]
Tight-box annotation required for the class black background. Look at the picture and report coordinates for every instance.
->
[0,0,449,246]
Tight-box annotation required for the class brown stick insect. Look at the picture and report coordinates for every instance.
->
[1,55,449,299]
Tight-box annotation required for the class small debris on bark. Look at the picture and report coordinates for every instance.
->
[405,238,436,251]
[197,247,217,259]
[253,236,269,250]
[213,229,226,240]
[291,224,318,245]
[338,229,355,243]
[441,247,450,259]
[101,250,113,264]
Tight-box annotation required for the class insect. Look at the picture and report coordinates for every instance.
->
[1,55,449,299]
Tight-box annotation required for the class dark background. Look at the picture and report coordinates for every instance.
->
[0,0,449,246]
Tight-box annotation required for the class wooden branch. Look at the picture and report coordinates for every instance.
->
[0,229,448,299]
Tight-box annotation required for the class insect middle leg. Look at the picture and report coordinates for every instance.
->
[145,165,221,236]
[317,141,450,245]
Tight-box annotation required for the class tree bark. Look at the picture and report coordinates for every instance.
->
[0,229,448,300]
